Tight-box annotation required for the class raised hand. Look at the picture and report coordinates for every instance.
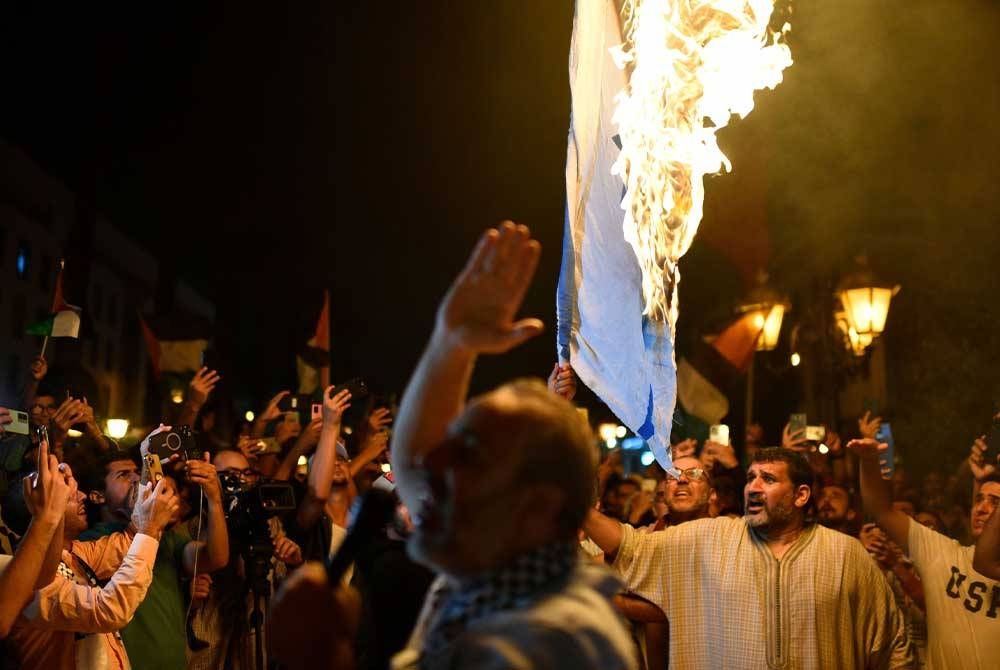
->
[51,397,86,434]
[131,478,180,539]
[22,438,71,523]
[367,407,392,434]
[29,356,48,382]
[0,407,11,437]
[140,424,172,459]
[322,388,352,426]
[969,436,998,483]
[547,363,577,401]
[846,437,893,478]
[188,367,221,406]
[701,440,738,469]
[671,438,697,461]
[782,422,809,452]
[294,417,324,454]
[186,453,223,505]
[435,222,543,355]
[858,411,882,440]
[260,391,291,424]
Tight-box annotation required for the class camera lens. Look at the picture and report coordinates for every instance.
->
[166,433,182,451]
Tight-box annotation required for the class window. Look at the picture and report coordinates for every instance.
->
[11,294,25,340]
[39,254,52,292]
[15,240,30,280]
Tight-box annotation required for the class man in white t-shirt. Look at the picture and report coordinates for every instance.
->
[851,437,1000,669]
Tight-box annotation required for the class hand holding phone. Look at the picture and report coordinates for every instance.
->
[709,424,730,447]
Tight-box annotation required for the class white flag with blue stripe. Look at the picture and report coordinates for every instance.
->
[557,0,676,471]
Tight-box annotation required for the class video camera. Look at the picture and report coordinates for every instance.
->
[218,472,296,556]
[147,425,200,461]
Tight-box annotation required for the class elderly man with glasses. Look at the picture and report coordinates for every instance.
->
[584,446,914,669]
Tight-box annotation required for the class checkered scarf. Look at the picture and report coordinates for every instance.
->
[421,541,578,665]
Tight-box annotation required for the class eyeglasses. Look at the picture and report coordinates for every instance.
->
[221,468,259,480]
[666,467,708,482]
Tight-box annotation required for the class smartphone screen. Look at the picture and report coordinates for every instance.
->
[709,424,730,446]
[789,413,806,436]
[875,422,895,479]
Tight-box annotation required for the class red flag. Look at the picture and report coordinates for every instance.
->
[139,314,163,381]
[313,290,330,353]
[50,262,81,314]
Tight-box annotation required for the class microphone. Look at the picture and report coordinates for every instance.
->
[326,488,398,583]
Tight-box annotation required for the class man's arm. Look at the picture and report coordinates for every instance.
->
[847,438,911,553]
[251,390,290,439]
[25,534,160,633]
[273,417,323,482]
[392,223,542,509]
[21,356,47,410]
[78,398,112,452]
[23,477,177,633]
[973,499,1000,579]
[582,508,626,558]
[176,367,220,428]
[0,441,69,638]
[182,456,229,574]
[297,388,352,530]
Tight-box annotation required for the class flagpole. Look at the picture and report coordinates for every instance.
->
[39,259,66,360]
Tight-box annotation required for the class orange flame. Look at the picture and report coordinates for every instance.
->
[610,0,793,326]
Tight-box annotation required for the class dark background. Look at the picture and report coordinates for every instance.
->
[2,1,998,473]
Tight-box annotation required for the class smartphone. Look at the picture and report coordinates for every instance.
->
[789,413,807,436]
[983,404,1000,466]
[311,403,322,421]
[7,410,30,435]
[256,438,282,455]
[143,454,164,485]
[278,394,307,412]
[709,424,730,447]
[874,422,896,479]
[329,377,369,401]
[805,425,826,442]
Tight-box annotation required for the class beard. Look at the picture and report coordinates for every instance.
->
[745,496,796,530]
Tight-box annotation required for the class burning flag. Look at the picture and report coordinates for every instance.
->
[558,0,791,469]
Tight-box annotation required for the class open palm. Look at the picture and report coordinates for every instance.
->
[436,222,543,354]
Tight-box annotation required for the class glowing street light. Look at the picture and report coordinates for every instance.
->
[837,257,899,341]
[106,419,130,440]
[741,271,789,352]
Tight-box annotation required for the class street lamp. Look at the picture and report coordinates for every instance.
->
[837,257,900,341]
[106,419,130,440]
[740,271,789,352]
[740,272,789,439]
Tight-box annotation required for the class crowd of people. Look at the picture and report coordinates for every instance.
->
[0,222,998,669]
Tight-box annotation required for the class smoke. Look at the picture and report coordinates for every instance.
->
[744,0,1000,472]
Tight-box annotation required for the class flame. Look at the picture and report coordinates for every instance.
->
[610,0,793,326]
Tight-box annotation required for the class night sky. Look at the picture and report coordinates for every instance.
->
[3,2,999,471]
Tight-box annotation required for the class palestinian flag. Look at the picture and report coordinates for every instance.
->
[297,291,330,394]
[676,311,761,431]
[26,310,81,339]
[139,313,210,382]
[27,261,83,338]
